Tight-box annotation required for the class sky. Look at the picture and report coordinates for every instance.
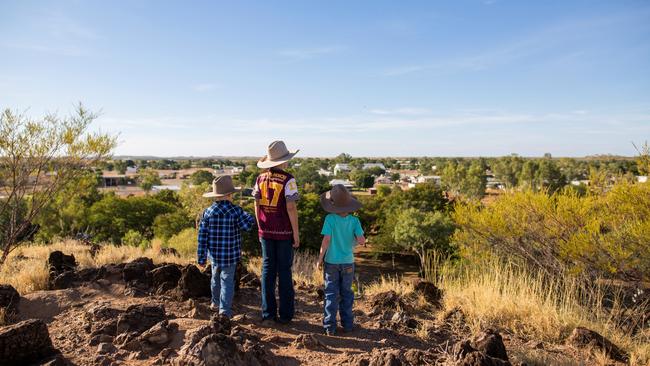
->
[1,0,649,157]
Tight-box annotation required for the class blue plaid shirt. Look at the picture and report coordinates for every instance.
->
[197,200,255,267]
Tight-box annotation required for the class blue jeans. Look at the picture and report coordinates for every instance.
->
[210,262,237,318]
[323,262,354,333]
[260,238,295,321]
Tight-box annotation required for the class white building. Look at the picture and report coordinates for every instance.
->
[318,168,333,177]
[362,163,386,171]
[152,185,180,192]
[374,175,393,185]
[333,164,351,175]
[417,175,441,185]
[329,179,354,190]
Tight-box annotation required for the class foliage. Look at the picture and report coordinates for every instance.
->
[634,141,650,175]
[190,170,215,186]
[441,160,486,199]
[288,162,329,193]
[167,228,198,258]
[392,208,455,270]
[453,182,650,281]
[178,182,212,228]
[153,211,194,242]
[350,170,374,189]
[0,105,116,266]
[138,168,162,192]
[297,192,327,252]
[88,194,176,243]
[122,229,150,248]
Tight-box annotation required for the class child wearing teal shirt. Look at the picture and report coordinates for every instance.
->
[317,184,366,335]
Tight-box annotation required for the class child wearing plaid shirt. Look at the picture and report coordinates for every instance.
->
[197,176,255,318]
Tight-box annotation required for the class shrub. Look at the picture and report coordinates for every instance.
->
[167,228,198,259]
[453,182,650,281]
[121,230,149,248]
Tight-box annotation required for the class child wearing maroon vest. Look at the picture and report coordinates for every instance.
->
[253,141,301,324]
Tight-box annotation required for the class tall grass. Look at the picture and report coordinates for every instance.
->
[246,250,323,287]
[0,240,192,295]
[426,254,649,364]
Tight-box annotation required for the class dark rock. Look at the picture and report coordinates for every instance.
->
[473,329,509,361]
[130,257,155,271]
[453,340,477,360]
[174,264,211,300]
[187,299,212,320]
[343,348,436,366]
[48,251,77,272]
[292,334,327,350]
[0,284,20,314]
[159,247,179,256]
[89,334,114,346]
[116,304,166,335]
[411,279,443,305]
[151,264,182,289]
[84,304,121,336]
[0,319,57,365]
[369,290,407,316]
[39,353,69,366]
[89,244,102,257]
[123,261,151,283]
[174,332,244,366]
[566,327,628,362]
[77,267,105,282]
[121,320,178,356]
[459,352,511,366]
[50,271,79,290]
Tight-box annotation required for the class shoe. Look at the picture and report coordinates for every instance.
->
[260,317,276,326]
[342,327,354,333]
[325,329,336,336]
[209,303,218,312]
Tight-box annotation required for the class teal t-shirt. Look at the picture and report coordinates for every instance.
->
[320,213,364,264]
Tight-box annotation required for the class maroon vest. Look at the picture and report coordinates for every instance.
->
[255,168,294,240]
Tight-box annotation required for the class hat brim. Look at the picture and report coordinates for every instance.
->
[202,187,241,198]
[257,150,300,169]
[319,191,362,213]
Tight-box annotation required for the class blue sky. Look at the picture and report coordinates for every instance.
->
[1,1,649,157]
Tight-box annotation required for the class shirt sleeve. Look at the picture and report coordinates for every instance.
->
[321,215,332,236]
[252,175,261,199]
[197,211,209,265]
[236,207,255,232]
[354,217,364,237]
[285,177,300,202]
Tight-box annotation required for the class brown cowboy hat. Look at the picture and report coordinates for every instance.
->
[257,140,300,169]
[202,175,241,198]
[320,184,362,213]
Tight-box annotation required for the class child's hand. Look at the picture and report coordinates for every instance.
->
[316,258,323,271]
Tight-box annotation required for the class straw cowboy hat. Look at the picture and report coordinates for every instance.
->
[257,140,300,169]
[202,175,241,198]
[320,184,362,213]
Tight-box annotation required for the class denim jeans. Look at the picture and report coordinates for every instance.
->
[210,262,237,318]
[260,238,295,321]
[323,262,354,333]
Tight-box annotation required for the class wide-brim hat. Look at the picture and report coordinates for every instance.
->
[320,184,362,213]
[203,175,241,198]
[257,140,300,169]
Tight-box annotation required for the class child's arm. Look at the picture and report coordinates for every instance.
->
[196,213,209,267]
[317,235,331,270]
[237,207,256,232]
[356,235,367,247]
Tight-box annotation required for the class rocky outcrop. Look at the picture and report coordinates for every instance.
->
[116,304,167,335]
[0,284,20,316]
[453,330,511,366]
[566,327,628,362]
[174,264,211,300]
[151,264,183,294]
[343,348,437,365]
[48,251,78,290]
[0,319,58,365]
[411,279,443,305]
[123,258,155,297]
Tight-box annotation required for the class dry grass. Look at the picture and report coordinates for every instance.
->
[429,257,650,365]
[364,275,414,297]
[246,250,323,287]
[0,240,192,295]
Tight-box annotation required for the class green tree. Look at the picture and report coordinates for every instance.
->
[297,192,327,252]
[393,208,455,272]
[153,211,193,242]
[350,170,374,189]
[190,170,215,186]
[179,182,212,228]
[138,169,162,192]
[492,156,524,188]
[114,160,127,174]
[0,105,116,266]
